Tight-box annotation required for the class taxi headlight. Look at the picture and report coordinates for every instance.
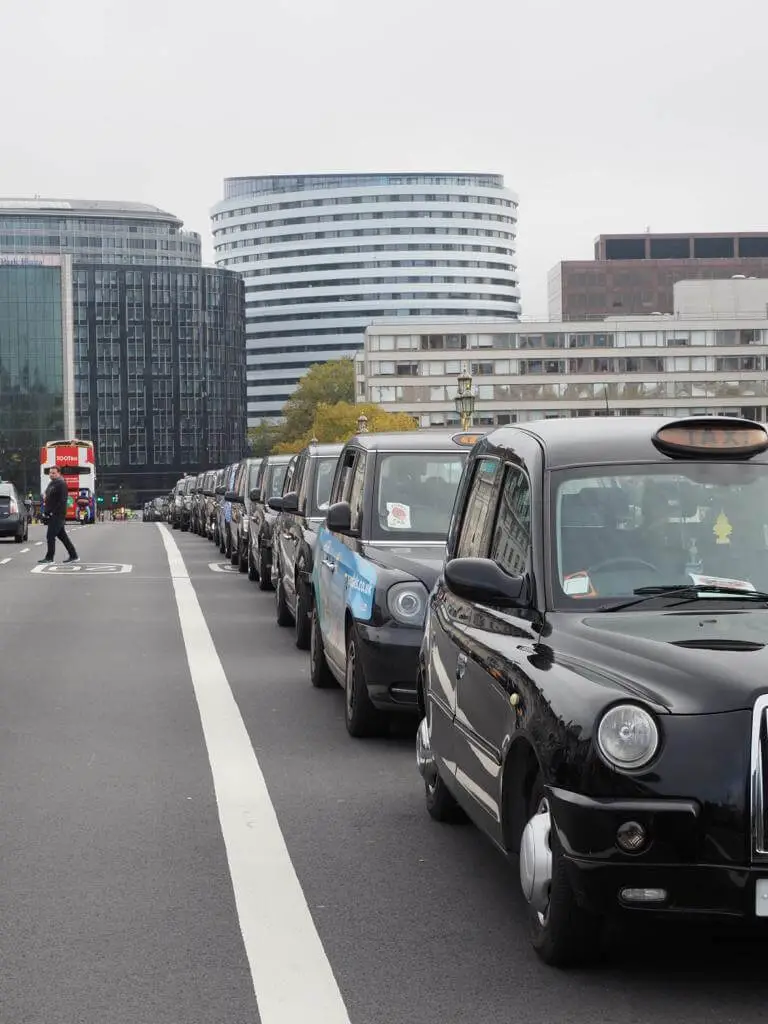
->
[387,582,428,627]
[597,704,659,770]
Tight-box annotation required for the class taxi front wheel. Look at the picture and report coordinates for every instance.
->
[345,629,387,738]
[310,604,335,689]
[524,776,602,967]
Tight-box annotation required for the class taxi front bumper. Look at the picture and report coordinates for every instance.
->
[354,621,421,712]
[549,787,765,922]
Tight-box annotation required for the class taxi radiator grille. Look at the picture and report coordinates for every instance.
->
[750,696,768,861]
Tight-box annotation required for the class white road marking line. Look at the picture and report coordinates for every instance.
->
[35,541,43,546]
[157,524,350,1024]
[20,547,29,553]
[0,558,11,564]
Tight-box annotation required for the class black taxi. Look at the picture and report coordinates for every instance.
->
[415,415,768,966]
[247,454,292,587]
[270,442,343,649]
[310,429,479,737]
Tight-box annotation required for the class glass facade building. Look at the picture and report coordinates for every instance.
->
[0,198,201,267]
[0,257,72,494]
[72,265,247,499]
[211,173,520,425]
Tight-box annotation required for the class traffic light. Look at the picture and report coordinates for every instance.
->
[97,496,104,505]
[111,493,118,504]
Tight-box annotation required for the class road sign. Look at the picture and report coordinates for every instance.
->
[32,562,133,575]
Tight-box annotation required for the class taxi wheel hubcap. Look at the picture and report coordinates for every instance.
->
[520,798,553,924]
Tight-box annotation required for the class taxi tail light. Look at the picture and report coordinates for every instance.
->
[8,498,18,515]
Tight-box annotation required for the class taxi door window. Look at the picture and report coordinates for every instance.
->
[490,467,531,576]
[456,457,501,557]
[349,453,367,532]
[283,458,297,496]
[333,450,357,505]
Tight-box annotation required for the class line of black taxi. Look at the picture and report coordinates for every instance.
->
[171,413,768,968]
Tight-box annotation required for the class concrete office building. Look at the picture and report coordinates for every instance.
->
[211,173,521,424]
[359,279,768,428]
[548,232,768,321]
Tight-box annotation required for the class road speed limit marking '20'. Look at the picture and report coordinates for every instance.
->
[31,562,133,575]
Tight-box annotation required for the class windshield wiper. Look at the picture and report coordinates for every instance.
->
[600,584,768,612]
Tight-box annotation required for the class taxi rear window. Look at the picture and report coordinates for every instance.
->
[371,452,466,541]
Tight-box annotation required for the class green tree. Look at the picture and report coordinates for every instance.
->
[280,359,355,446]
[248,420,284,457]
[273,402,417,453]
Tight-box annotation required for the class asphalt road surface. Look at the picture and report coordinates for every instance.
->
[2,520,768,1024]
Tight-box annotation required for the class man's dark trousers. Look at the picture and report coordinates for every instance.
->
[46,517,77,560]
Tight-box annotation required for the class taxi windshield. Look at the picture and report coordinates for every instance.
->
[552,462,768,606]
[372,452,466,541]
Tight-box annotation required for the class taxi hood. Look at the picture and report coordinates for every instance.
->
[362,543,445,590]
[552,609,768,714]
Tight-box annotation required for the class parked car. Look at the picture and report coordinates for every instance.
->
[416,414,768,966]
[225,457,263,572]
[217,463,240,556]
[247,455,292,588]
[271,442,343,648]
[0,481,30,542]
[310,430,477,735]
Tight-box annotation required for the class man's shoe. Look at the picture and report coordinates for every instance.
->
[37,558,53,564]
[63,556,79,563]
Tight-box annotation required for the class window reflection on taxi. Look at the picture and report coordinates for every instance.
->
[556,464,768,601]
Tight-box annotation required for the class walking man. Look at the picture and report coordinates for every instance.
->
[38,466,79,564]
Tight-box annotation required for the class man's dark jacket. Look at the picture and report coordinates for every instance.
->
[45,477,69,519]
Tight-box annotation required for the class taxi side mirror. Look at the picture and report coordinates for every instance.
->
[444,558,527,607]
[281,491,299,514]
[268,496,284,512]
[326,500,354,534]
[215,486,226,496]
[249,488,261,503]
[225,490,240,503]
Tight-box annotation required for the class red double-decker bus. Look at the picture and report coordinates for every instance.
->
[40,439,97,524]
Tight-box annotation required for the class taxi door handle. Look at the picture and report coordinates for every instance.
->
[282,531,295,541]
[456,653,468,680]
[322,557,336,572]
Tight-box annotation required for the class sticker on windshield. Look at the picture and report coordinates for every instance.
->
[688,573,756,592]
[386,502,412,529]
[713,512,732,545]
[562,571,596,597]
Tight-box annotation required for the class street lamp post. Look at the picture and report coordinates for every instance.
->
[356,413,369,434]
[453,365,476,431]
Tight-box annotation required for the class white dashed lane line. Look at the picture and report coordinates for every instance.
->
[35,541,43,546]
[20,548,29,553]
[0,558,11,565]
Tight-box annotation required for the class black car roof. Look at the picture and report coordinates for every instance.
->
[483,416,768,469]
[346,429,474,452]
[305,443,344,457]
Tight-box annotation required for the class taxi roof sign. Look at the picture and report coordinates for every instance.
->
[652,417,768,459]
[452,431,484,447]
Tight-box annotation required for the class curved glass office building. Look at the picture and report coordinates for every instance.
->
[211,173,520,423]
[0,197,201,266]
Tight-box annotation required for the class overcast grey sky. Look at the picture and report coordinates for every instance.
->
[1,0,766,315]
